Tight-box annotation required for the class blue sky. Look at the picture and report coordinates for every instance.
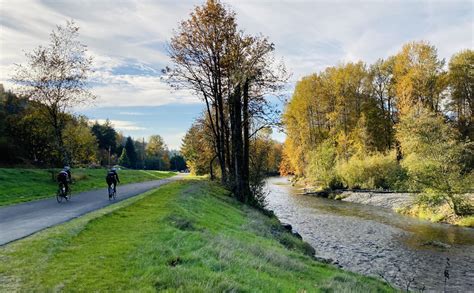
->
[1,0,472,149]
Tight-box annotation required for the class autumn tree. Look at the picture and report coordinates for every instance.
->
[12,20,95,165]
[63,116,98,165]
[168,0,286,205]
[181,118,217,176]
[448,49,474,140]
[145,135,170,170]
[369,57,397,149]
[392,41,446,116]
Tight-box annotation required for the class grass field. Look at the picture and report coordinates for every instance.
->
[0,179,394,292]
[0,168,175,206]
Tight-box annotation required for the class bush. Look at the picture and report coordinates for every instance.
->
[306,140,341,189]
[336,151,403,190]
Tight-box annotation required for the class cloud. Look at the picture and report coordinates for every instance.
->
[163,132,187,150]
[1,0,472,107]
[118,111,145,116]
[94,119,146,131]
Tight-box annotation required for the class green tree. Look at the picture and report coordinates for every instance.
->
[124,137,138,169]
[170,155,186,171]
[91,120,118,166]
[118,148,130,168]
[396,106,473,215]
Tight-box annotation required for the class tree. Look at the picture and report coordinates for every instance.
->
[369,57,397,149]
[63,116,98,165]
[12,20,95,165]
[91,120,118,166]
[145,135,169,170]
[118,148,130,168]
[396,106,472,215]
[170,155,187,171]
[181,119,216,176]
[168,0,286,204]
[448,49,474,140]
[146,135,167,157]
[393,41,446,116]
[124,137,138,168]
[167,0,237,185]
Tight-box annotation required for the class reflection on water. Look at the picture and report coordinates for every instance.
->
[265,177,474,292]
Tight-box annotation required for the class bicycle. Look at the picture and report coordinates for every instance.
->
[56,182,71,203]
[108,185,117,200]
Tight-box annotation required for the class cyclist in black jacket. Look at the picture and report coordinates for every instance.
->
[57,166,72,194]
[106,167,120,198]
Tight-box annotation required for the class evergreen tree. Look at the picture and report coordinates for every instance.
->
[124,136,137,168]
[118,148,130,168]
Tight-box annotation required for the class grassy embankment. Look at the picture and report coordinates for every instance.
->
[397,202,474,228]
[0,179,394,292]
[0,168,175,206]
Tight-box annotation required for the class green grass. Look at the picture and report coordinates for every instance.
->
[0,168,176,206]
[0,179,394,292]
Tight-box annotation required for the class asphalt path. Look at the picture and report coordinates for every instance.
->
[0,174,183,246]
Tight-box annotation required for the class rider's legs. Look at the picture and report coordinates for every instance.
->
[64,181,69,194]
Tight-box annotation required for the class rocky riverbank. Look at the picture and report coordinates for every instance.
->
[339,191,413,210]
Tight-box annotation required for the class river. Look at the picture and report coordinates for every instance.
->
[265,177,474,292]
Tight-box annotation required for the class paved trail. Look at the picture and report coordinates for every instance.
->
[0,174,183,245]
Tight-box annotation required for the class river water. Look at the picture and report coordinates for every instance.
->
[265,177,474,292]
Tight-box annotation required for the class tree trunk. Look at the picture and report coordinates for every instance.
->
[242,79,251,201]
[210,155,217,180]
[230,83,245,202]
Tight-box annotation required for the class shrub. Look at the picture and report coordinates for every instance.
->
[336,151,403,190]
[306,140,342,189]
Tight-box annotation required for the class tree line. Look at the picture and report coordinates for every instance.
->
[281,42,473,216]
[0,86,186,170]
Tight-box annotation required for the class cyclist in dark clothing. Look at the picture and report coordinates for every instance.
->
[106,167,120,198]
[57,166,72,194]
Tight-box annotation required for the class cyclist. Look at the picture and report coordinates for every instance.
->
[57,166,72,195]
[106,167,120,198]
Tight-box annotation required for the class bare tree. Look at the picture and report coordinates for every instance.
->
[12,20,95,165]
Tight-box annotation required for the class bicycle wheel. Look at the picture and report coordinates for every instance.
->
[112,189,117,200]
[56,187,64,203]
[108,186,113,200]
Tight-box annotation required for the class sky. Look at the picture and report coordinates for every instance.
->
[0,0,472,149]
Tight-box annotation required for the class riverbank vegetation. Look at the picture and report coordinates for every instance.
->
[0,168,175,206]
[0,179,393,292]
[281,43,473,225]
